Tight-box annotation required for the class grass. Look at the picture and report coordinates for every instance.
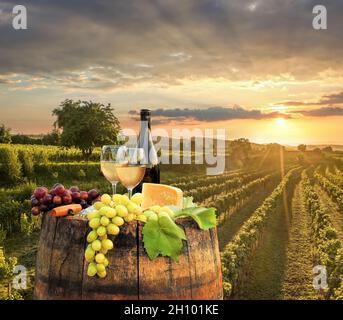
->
[218,178,280,249]
[0,232,40,300]
[281,179,318,299]
[232,179,297,300]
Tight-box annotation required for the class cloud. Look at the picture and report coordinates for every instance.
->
[319,91,343,105]
[0,0,343,90]
[278,90,343,107]
[295,106,343,117]
[129,106,291,123]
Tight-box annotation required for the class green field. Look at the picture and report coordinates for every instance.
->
[1,143,343,299]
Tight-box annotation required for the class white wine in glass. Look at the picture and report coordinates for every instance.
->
[100,145,121,195]
[115,165,146,191]
[115,147,146,199]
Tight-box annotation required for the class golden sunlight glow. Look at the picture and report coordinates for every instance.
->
[275,117,286,126]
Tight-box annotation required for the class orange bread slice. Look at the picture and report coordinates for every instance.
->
[141,183,183,210]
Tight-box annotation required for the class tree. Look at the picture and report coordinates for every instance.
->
[230,138,252,166]
[297,144,307,152]
[0,124,11,144]
[42,129,60,145]
[322,146,333,153]
[53,100,120,157]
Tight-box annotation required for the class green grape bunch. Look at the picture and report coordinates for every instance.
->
[85,192,145,278]
[85,192,178,279]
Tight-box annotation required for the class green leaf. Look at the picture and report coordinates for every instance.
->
[183,196,197,209]
[175,207,217,230]
[142,215,186,262]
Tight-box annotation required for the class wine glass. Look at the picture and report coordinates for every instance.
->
[115,147,146,199]
[100,145,121,195]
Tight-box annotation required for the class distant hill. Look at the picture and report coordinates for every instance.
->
[306,145,343,151]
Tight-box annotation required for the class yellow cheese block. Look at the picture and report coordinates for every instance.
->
[141,183,183,210]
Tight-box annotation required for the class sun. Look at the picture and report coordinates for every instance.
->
[275,117,286,126]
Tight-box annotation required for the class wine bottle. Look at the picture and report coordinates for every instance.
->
[134,109,160,193]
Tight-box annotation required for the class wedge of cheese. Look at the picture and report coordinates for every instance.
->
[141,183,183,210]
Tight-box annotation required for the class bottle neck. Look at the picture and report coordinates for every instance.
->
[140,115,151,130]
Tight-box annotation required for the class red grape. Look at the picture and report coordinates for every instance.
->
[63,195,72,205]
[34,187,47,200]
[63,189,72,197]
[53,196,62,205]
[71,191,81,203]
[54,184,65,196]
[72,191,80,198]
[31,206,40,216]
[69,186,80,193]
[31,197,39,207]
[80,191,88,201]
[88,189,99,200]
[43,194,53,204]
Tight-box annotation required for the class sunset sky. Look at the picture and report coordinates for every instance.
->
[1,0,343,145]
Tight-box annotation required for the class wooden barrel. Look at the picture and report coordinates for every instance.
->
[34,214,223,300]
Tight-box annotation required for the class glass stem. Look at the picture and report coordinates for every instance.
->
[112,182,117,196]
[128,188,133,199]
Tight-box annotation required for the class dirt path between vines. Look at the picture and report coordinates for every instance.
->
[233,187,293,299]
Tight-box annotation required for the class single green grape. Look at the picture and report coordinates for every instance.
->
[112,216,124,226]
[120,195,130,206]
[89,217,101,229]
[93,202,105,210]
[97,226,107,237]
[96,263,106,273]
[91,239,102,251]
[95,253,106,264]
[125,213,135,222]
[87,262,97,277]
[136,214,147,223]
[87,210,100,221]
[101,194,112,205]
[116,204,128,217]
[103,258,109,267]
[107,223,120,235]
[100,216,110,226]
[85,246,95,262]
[105,207,117,218]
[112,194,122,204]
[100,247,108,255]
[99,234,107,241]
[127,201,140,213]
[131,193,143,205]
[102,238,114,250]
[97,270,107,278]
[87,230,98,243]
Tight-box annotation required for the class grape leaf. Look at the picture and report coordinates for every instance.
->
[142,215,186,262]
[174,207,217,230]
[183,196,197,209]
